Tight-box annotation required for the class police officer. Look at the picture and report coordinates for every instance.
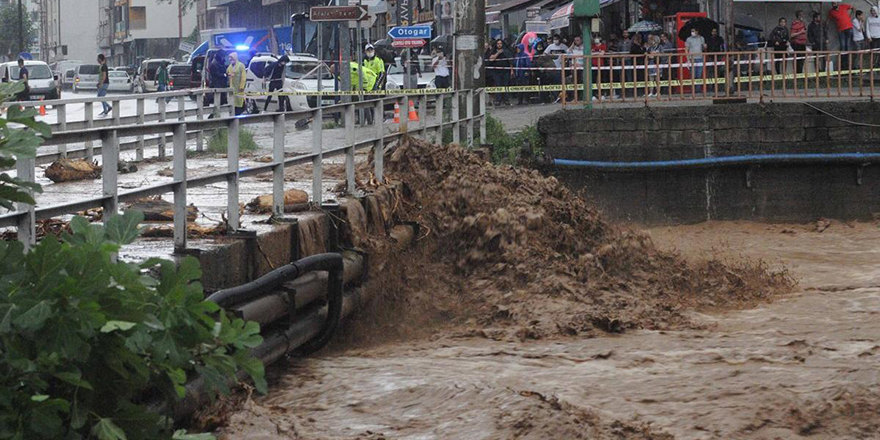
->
[362,44,385,89]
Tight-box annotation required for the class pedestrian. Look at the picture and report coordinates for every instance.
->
[488,39,512,105]
[646,35,661,97]
[618,30,633,53]
[533,41,558,103]
[14,58,29,102]
[657,33,675,96]
[791,10,809,73]
[513,43,532,104]
[853,10,867,69]
[686,28,706,93]
[363,44,385,89]
[808,11,829,72]
[769,18,790,74]
[96,54,112,116]
[567,35,585,100]
[627,34,645,97]
[829,2,854,56]
[867,7,880,66]
[156,62,171,103]
[263,55,290,112]
[483,41,496,88]
[208,50,229,115]
[432,48,451,89]
[545,34,569,69]
[226,52,247,116]
[591,35,610,99]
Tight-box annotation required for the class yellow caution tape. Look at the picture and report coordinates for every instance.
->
[239,88,454,97]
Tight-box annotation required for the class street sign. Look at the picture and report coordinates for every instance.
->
[310,5,369,22]
[391,39,426,48]
[387,26,432,40]
[178,41,195,53]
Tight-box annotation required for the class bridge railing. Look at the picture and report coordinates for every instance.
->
[1,88,235,164]
[1,89,487,251]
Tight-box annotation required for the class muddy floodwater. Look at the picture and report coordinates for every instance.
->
[219,221,880,439]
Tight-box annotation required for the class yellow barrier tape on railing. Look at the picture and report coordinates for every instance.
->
[239,88,454,97]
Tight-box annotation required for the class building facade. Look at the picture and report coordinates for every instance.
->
[34,0,100,66]
[98,0,197,67]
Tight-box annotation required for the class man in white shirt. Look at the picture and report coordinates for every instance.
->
[432,49,451,89]
[545,35,569,69]
[867,6,880,67]
[685,28,706,92]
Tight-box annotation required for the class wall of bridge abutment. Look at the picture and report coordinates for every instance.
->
[539,101,880,224]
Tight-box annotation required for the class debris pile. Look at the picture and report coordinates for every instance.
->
[44,158,100,183]
[350,137,795,341]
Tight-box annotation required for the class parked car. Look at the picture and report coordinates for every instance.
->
[112,66,137,78]
[168,64,194,90]
[385,55,436,90]
[136,58,174,93]
[73,64,101,93]
[62,68,76,90]
[0,60,61,99]
[244,53,336,113]
[107,70,134,93]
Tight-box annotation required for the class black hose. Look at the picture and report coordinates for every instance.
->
[291,253,344,356]
[205,263,301,307]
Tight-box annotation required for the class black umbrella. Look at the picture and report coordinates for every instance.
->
[373,38,394,48]
[431,34,452,48]
[677,17,719,42]
[627,20,663,34]
[733,14,763,32]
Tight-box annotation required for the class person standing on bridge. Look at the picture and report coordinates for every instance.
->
[829,2,854,69]
[227,52,247,116]
[263,55,290,112]
[808,12,829,72]
[97,54,112,116]
[791,10,809,74]
[865,7,880,67]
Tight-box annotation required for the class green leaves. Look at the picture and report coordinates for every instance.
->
[92,418,127,440]
[0,208,267,439]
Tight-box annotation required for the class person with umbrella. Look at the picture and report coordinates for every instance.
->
[769,18,790,75]
[685,28,707,93]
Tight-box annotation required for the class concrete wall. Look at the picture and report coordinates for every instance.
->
[538,101,880,224]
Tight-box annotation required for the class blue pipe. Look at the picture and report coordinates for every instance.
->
[552,153,880,171]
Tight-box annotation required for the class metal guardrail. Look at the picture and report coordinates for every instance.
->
[3,89,488,252]
[2,88,235,163]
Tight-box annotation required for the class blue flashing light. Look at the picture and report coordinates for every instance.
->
[235,44,250,51]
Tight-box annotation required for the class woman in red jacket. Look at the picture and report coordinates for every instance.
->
[790,10,808,73]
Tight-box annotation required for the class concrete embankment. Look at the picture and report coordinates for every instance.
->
[539,101,880,224]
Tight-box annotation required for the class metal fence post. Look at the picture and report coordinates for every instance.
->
[399,95,409,133]
[101,130,119,220]
[15,157,35,250]
[435,93,444,144]
[213,90,221,119]
[272,113,285,217]
[312,107,323,204]
[419,94,428,138]
[84,102,94,160]
[173,124,187,252]
[57,104,67,158]
[374,98,384,183]
[228,91,235,117]
[196,92,205,152]
[479,90,487,145]
[111,100,120,125]
[452,91,461,144]
[227,118,240,231]
[136,98,145,161]
[158,98,167,158]
[178,95,186,120]
[345,103,356,194]
[466,90,474,149]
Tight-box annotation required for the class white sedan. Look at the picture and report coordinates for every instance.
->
[107,70,134,93]
[384,55,436,90]
[246,53,337,113]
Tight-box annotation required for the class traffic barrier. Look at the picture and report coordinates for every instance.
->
[408,100,419,122]
[393,101,400,123]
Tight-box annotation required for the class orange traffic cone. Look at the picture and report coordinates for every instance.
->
[39,98,46,116]
[393,102,400,123]
[408,100,419,122]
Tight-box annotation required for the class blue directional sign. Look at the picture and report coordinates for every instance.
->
[387,26,432,40]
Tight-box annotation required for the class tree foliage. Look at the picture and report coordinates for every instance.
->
[0,4,36,58]
[0,82,45,210]
[0,66,267,440]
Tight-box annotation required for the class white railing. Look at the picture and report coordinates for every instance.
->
[2,89,488,252]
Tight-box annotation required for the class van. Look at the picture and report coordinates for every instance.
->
[0,60,61,100]
[136,59,174,93]
[73,64,101,93]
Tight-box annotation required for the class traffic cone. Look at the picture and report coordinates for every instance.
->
[408,100,419,122]
[39,98,46,117]
[393,102,400,123]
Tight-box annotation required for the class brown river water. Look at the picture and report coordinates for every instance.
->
[218,220,880,439]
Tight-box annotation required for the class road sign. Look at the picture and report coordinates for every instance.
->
[178,41,195,53]
[310,5,369,22]
[387,26,432,40]
[391,39,426,48]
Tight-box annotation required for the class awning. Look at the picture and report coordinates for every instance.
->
[548,0,621,30]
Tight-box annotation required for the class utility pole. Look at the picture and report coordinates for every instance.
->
[18,0,24,56]
[340,0,352,100]
[178,0,184,41]
[454,0,485,138]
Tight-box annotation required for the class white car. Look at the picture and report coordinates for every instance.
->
[384,55,436,90]
[0,60,61,100]
[73,64,101,92]
[107,70,134,93]
[246,53,336,113]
